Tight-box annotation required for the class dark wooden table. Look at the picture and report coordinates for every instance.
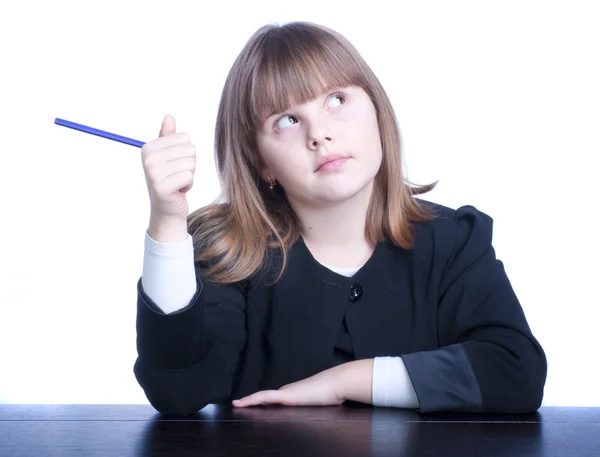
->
[1,404,598,456]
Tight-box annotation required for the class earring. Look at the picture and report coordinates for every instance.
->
[268,177,277,190]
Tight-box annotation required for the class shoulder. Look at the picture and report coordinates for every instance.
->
[409,198,496,265]
[414,198,494,234]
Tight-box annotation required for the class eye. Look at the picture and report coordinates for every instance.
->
[328,93,346,107]
[274,94,346,130]
[275,115,298,130]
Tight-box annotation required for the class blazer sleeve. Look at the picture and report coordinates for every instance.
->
[133,273,247,416]
[401,205,547,413]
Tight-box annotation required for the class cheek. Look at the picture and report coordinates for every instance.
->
[352,113,380,149]
[360,118,383,167]
[261,141,306,176]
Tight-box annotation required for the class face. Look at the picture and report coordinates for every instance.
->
[255,85,383,208]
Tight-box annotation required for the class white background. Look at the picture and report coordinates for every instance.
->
[1,0,598,406]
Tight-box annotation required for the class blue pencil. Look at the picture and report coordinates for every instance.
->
[54,118,145,148]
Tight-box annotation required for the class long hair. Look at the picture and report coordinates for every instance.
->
[188,21,438,285]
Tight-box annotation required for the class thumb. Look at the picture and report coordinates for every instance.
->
[159,115,176,137]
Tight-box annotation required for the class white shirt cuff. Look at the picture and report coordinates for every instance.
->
[372,356,419,409]
[141,231,198,314]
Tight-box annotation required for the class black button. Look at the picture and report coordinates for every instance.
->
[348,283,362,302]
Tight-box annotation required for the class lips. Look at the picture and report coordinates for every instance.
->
[315,154,349,171]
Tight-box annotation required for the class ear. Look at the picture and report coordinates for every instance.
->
[257,160,272,183]
[255,150,276,183]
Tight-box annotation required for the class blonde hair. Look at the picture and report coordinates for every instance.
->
[188,21,438,285]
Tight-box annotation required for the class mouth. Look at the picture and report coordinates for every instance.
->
[315,157,350,172]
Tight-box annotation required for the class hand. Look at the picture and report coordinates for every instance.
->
[141,115,196,221]
[232,365,347,408]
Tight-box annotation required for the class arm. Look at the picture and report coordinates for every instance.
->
[328,357,419,408]
[400,205,547,413]
[134,235,247,416]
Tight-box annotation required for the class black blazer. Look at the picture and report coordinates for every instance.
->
[133,200,547,416]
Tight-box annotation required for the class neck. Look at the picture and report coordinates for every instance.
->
[289,181,375,263]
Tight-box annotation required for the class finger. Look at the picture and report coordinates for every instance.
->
[161,171,194,195]
[142,142,195,171]
[162,143,196,163]
[160,157,196,179]
[232,391,282,407]
[159,115,176,137]
[143,133,191,157]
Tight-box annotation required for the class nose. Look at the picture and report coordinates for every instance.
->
[309,135,332,148]
[307,119,333,149]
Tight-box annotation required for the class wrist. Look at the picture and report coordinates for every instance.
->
[337,358,374,404]
[147,216,189,243]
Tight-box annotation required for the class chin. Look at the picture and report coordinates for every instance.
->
[321,181,373,203]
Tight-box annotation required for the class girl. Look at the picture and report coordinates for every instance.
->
[135,21,547,416]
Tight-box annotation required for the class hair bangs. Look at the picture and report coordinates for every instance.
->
[249,26,369,131]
